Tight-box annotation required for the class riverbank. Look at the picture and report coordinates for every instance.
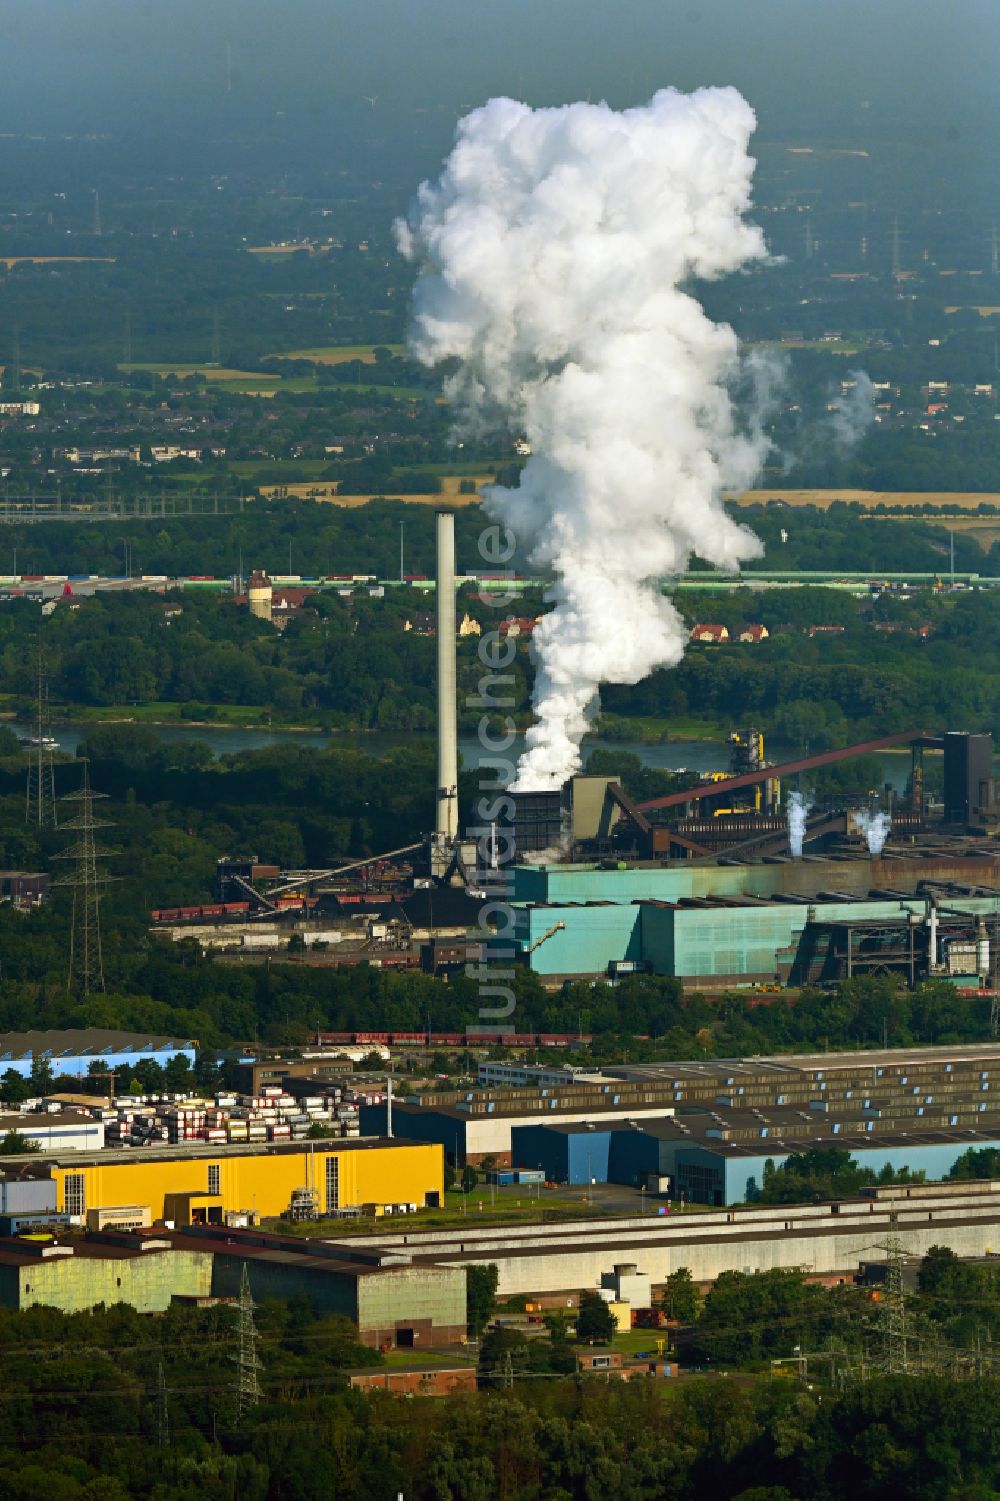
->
[2,697,725,748]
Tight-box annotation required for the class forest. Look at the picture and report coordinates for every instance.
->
[0,516,999,746]
[0,1297,997,1501]
[0,496,993,582]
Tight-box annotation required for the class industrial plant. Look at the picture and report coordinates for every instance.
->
[142,510,1000,1002]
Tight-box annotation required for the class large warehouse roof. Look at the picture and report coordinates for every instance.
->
[608,1043,1000,1086]
[0,1028,196,1061]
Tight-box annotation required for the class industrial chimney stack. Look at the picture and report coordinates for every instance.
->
[432,510,459,876]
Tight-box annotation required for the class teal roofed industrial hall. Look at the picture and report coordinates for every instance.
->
[497,852,1000,987]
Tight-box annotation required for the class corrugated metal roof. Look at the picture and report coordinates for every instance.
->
[0,1028,195,1060]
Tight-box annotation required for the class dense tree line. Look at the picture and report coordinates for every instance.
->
[756,1146,926,1204]
[0,1285,998,1498]
[3,515,1000,746]
[607,585,1000,744]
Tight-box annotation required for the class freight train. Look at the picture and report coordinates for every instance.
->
[316,1030,592,1048]
[151,897,316,922]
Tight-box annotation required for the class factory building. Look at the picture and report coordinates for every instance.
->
[605,1043,1000,1107]
[511,1115,1000,1206]
[0,1174,64,1235]
[497,1045,1000,1203]
[365,1043,1000,1167]
[0,1224,468,1343]
[0,1028,197,1080]
[501,854,1000,984]
[476,1062,605,1089]
[512,1122,617,1186]
[340,1181,1000,1297]
[0,1231,211,1313]
[10,1137,443,1226]
[0,1111,104,1153]
[360,1083,677,1167]
[193,1225,467,1347]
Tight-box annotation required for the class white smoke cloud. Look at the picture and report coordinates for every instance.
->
[856,807,892,855]
[398,88,770,789]
[829,370,875,454]
[787,790,812,858]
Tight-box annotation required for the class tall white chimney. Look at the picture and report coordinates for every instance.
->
[435,509,459,858]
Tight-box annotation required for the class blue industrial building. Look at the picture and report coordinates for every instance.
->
[0,1029,197,1080]
[510,1115,1000,1206]
[360,1102,471,1162]
[511,1123,614,1186]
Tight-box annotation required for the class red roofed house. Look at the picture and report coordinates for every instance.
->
[498,616,539,638]
[271,585,318,630]
[690,624,729,644]
[738,624,769,643]
[808,625,845,638]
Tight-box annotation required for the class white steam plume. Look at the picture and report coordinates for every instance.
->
[856,807,892,856]
[829,370,875,454]
[787,791,812,859]
[398,89,770,789]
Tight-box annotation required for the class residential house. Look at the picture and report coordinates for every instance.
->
[404,613,436,636]
[498,616,538,638]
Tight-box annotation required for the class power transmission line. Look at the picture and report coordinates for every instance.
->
[155,1358,170,1448]
[53,762,116,996]
[891,214,902,278]
[24,647,58,829]
[10,320,20,394]
[233,1262,262,1421]
[872,1207,909,1374]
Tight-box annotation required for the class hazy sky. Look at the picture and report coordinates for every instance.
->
[3,0,997,134]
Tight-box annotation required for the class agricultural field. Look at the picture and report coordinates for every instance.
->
[0,255,115,268]
[728,488,1000,510]
[269,342,406,364]
[119,362,281,382]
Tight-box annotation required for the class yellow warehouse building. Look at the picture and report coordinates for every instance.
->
[28,1137,443,1226]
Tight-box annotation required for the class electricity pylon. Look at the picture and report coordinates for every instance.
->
[25,649,58,829]
[873,1208,908,1374]
[233,1263,262,1421]
[53,763,115,996]
[155,1359,170,1448]
[891,215,900,277]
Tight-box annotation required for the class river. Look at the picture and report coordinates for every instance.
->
[10,718,947,793]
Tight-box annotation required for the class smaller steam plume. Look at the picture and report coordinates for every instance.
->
[829,370,875,454]
[856,807,892,856]
[787,791,812,858]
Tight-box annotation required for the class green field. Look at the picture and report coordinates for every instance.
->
[594,712,725,744]
[47,700,326,731]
